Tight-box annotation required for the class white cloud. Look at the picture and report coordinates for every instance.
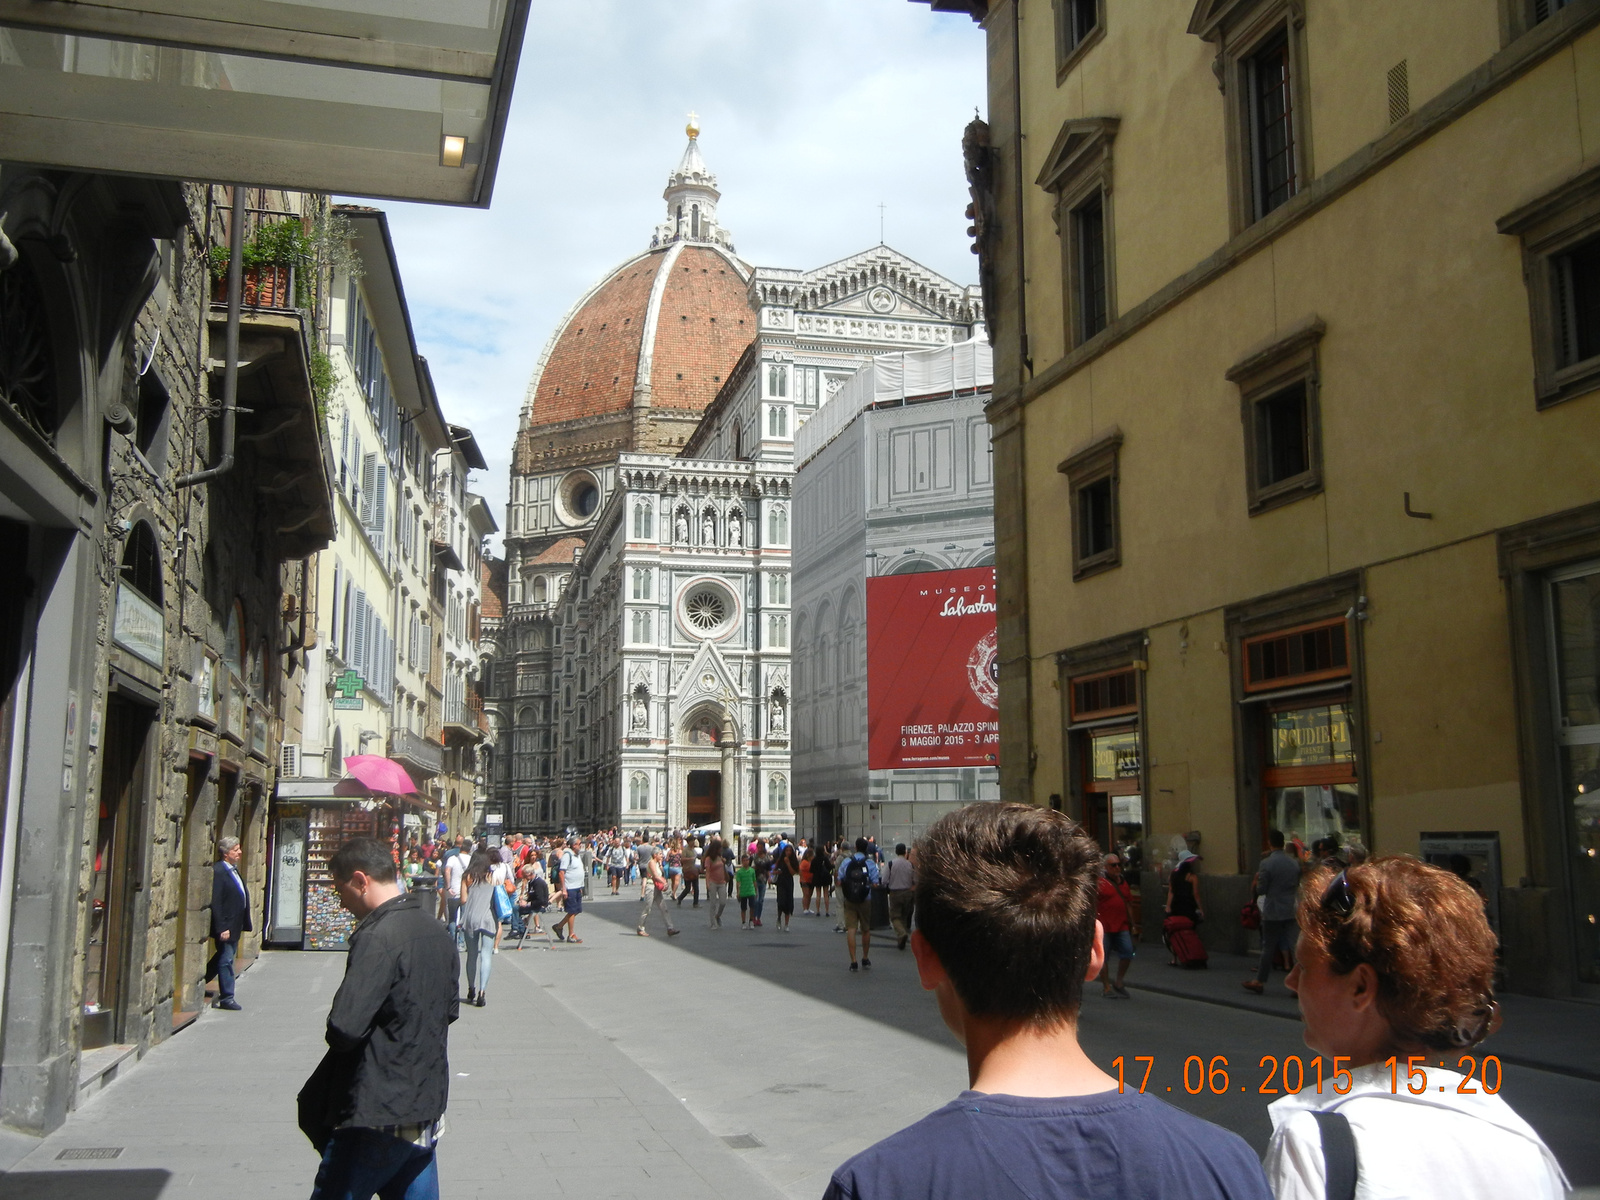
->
[354,0,985,555]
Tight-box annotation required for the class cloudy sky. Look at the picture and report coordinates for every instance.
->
[360,0,986,554]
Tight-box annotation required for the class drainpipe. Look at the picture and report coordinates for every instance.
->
[178,184,245,488]
[1012,2,1031,378]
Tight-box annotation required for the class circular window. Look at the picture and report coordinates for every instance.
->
[678,579,738,639]
[555,471,602,526]
[684,589,727,632]
[573,482,598,516]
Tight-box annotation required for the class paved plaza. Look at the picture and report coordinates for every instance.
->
[0,888,1595,1198]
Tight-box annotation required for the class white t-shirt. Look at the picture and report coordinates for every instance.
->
[442,852,465,896]
[559,849,586,891]
[1264,1062,1568,1200]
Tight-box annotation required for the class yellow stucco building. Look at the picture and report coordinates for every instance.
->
[943,0,1600,996]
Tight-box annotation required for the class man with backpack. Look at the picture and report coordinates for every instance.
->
[837,837,881,972]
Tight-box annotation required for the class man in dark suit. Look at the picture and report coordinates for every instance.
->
[207,835,251,1010]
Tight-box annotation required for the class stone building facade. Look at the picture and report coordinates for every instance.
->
[0,175,334,1131]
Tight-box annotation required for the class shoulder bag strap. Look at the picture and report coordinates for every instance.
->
[1311,1110,1358,1200]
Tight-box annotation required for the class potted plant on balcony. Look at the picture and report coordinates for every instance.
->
[209,218,311,308]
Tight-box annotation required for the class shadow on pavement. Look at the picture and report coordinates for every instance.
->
[0,1170,171,1199]
[576,892,955,1047]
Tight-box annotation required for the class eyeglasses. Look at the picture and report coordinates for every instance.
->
[1321,869,1355,919]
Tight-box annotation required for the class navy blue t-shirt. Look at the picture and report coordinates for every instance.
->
[823,1089,1270,1200]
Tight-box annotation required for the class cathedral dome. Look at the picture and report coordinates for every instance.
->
[521,124,755,434]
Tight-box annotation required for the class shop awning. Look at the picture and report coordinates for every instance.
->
[0,0,530,207]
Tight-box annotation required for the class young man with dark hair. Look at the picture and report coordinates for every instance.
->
[299,838,459,1200]
[822,803,1271,1200]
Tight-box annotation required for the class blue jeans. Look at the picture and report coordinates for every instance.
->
[752,878,767,920]
[206,936,237,1000]
[311,1127,438,1200]
[464,930,494,994]
[1256,919,1297,984]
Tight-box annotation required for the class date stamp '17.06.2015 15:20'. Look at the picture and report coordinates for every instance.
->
[1111,1054,1505,1097]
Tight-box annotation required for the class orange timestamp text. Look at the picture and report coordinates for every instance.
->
[1110,1054,1504,1096]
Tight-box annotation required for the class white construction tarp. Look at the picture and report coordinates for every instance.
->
[795,337,993,467]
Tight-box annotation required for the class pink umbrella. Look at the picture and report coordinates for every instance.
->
[337,755,419,797]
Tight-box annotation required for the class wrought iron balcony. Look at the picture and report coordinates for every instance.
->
[388,727,443,778]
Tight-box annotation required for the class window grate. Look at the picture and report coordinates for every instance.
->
[1244,620,1349,691]
[1071,667,1137,719]
[1255,382,1310,487]
[1386,60,1410,124]
[1078,476,1115,559]
[1553,236,1600,368]
[1074,193,1108,342]
[1248,31,1297,217]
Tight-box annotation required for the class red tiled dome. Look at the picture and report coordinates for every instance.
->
[526,243,755,429]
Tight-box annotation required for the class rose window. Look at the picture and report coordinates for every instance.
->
[684,589,728,632]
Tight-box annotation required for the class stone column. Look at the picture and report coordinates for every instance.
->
[719,713,737,847]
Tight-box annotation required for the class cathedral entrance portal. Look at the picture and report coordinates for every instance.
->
[688,771,721,828]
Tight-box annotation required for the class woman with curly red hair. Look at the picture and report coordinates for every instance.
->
[1263,856,1567,1199]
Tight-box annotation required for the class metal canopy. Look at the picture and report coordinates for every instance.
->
[0,0,530,207]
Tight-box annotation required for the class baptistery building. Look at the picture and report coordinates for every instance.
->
[491,121,983,834]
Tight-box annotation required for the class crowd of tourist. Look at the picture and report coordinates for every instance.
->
[306,814,1568,1200]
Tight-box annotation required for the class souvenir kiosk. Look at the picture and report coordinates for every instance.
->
[268,757,427,950]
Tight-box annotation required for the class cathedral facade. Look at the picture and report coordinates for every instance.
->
[490,122,982,834]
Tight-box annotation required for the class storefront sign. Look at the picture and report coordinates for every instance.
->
[1268,703,1353,768]
[867,567,999,770]
[1091,729,1141,781]
[332,669,366,711]
[112,582,164,667]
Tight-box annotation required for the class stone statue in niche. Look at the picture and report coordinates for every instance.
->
[727,511,743,547]
[702,510,716,545]
[631,695,648,730]
[769,695,786,732]
[675,509,689,543]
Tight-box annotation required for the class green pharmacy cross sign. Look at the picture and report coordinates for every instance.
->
[332,670,366,711]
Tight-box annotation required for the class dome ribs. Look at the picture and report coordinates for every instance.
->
[650,245,756,414]
[529,255,659,425]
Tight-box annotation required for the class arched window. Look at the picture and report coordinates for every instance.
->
[634,501,654,540]
[767,504,788,545]
[768,404,788,437]
[768,774,788,811]
[691,204,701,239]
[629,772,650,811]
[531,576,547,604]
[120,521,162,605]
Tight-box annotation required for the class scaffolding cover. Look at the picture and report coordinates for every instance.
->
[795,337,992,467]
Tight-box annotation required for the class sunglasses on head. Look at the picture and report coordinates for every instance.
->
[1321,869,1355,919]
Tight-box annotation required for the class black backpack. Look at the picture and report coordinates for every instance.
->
[841,856,872,904]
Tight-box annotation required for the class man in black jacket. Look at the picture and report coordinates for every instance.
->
[206,836,250,1010]
[300,838,458,1200]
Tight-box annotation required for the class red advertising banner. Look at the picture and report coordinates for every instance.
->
[867,567,999,770]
